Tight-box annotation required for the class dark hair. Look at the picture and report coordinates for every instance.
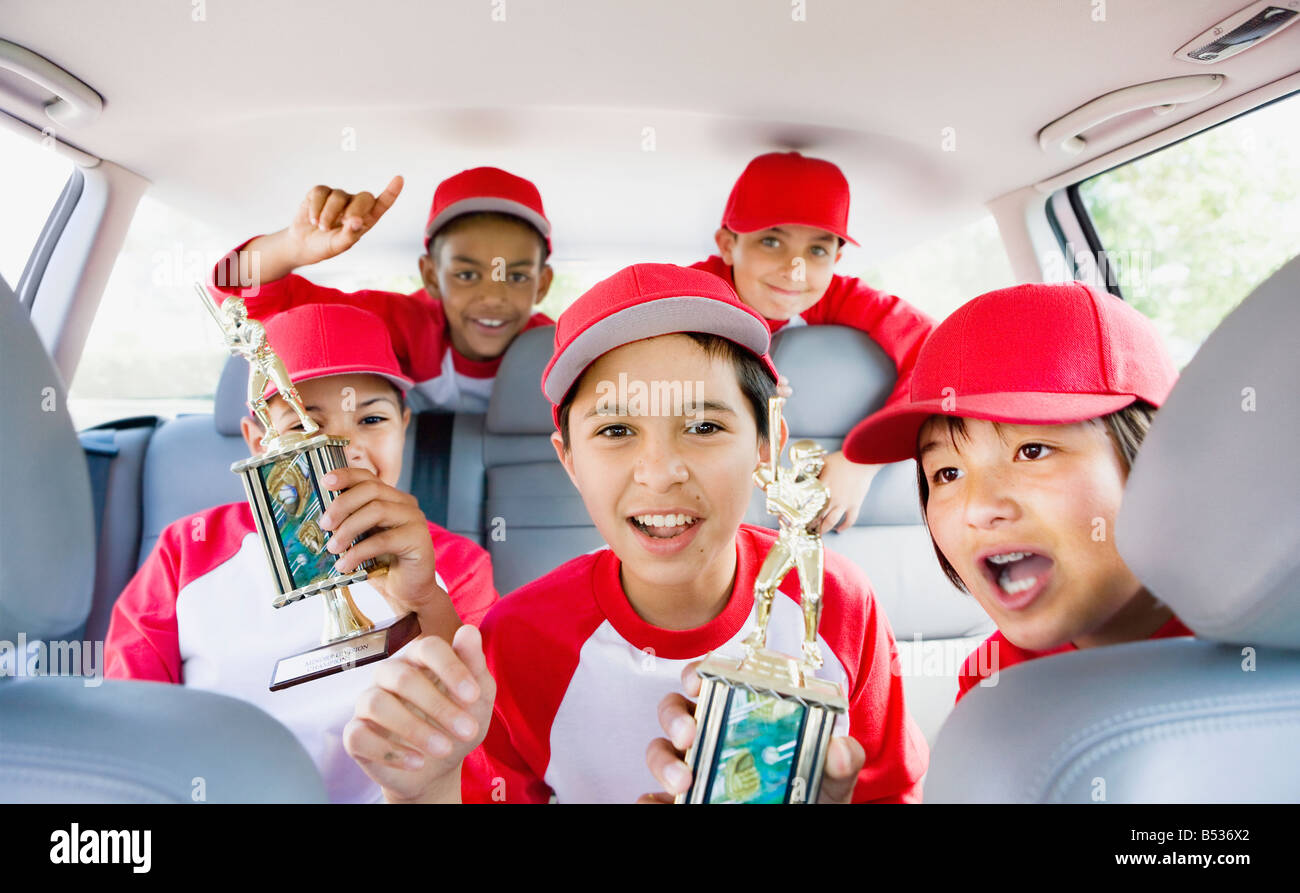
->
[915,401,1157,592]
[429,211,551,265]
[557,332,778,451]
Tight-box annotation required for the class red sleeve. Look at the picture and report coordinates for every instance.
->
[207,239,450,383]
[458,605,559,804]
[460,717,555,804]
[425,522,499,627]
[104,527,185,683]
[803,275,936,418]
[845,594,929,803]
[458,562,605,803]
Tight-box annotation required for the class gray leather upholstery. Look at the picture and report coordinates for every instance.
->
[137,414,251,564]
[0,276,325,804]
[926,257,1300,802]
[0,275,95,643]
[0,677,327,803]
[925,639,1300,803]
[1119,254,1300,649]
[213,352,251,436]
[482,327,606,594]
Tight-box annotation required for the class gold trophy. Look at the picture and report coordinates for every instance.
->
[196,284,420,691]
[677,396,848,804]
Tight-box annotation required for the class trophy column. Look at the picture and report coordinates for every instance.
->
[677,396,848,804]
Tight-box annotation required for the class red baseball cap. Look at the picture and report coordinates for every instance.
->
[722,151,858,247]
[842,281,1178,464]
[541,263,778,426]
[424,166,551,252]
[258,303,413,402]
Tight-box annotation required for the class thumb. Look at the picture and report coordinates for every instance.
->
[817,735,865,804]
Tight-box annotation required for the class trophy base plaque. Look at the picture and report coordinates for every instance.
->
[677,648,848,804]
[270,611,420,691]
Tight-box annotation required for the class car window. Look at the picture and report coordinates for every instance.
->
[858,213,1015,321]
[1076,92,1300,366]
[0,125,75,290]
[67,196,230,429]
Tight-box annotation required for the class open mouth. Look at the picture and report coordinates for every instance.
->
[629,512,699,539]
[980,549,1054,609]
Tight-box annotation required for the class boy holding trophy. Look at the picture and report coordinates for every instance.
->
[342,264,927,803]
[105,302,498,802]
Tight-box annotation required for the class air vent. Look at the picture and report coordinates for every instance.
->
[1176,1,1300,64]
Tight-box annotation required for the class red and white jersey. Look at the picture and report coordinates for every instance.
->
[690,255,936,417]
[956,615,1195,703]
[105,502,498,803]
[462,524,928,803]
[209,242,553,413]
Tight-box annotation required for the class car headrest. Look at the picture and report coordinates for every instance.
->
[487,327,558,435]
[485,323,900,441]
[0,277,95,641]
[213,355,249,436]
[1118,254,1300,649]
[770,325,895,437]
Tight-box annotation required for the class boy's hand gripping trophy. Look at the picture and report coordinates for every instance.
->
[195,284,419,690]
[677,396,848,804]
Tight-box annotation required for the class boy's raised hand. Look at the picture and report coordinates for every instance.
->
[638,661,866,804]
[319,465,460,641]
[247,176,405,283]
[816,450,880,535]
[343,626,495,803]
[288,176,405,265]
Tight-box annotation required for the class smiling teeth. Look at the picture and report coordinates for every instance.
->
[998,573,1038,595]
[634,513,695,528]
[475,319,506,328]
[988,551,1030,565]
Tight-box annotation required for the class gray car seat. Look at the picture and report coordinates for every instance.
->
[480,327,606,594]
[0,274,326,803]
[924,256,1300,803]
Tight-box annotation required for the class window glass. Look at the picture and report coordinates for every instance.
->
[1077,93,1300,366]
[68,196,230,429]
[0,125,74,289]
[857,214,1016,322]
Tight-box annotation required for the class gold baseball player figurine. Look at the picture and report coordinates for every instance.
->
[194,284,318,447]
[744,396,830,668]
[677,396,847,804]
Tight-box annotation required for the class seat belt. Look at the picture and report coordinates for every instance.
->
[80,430,118,545]
[408,412,456,528]
[79,416,160,543]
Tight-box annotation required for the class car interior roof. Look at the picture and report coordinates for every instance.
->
[6,0,1300,269]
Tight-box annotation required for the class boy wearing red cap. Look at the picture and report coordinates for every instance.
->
[105,303,499,802]
[209,167,555,412]
[839,282,1193,702]
[339,264,928,803]
[692,152,937,534]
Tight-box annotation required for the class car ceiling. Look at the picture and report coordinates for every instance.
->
[4,0,1299,269]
